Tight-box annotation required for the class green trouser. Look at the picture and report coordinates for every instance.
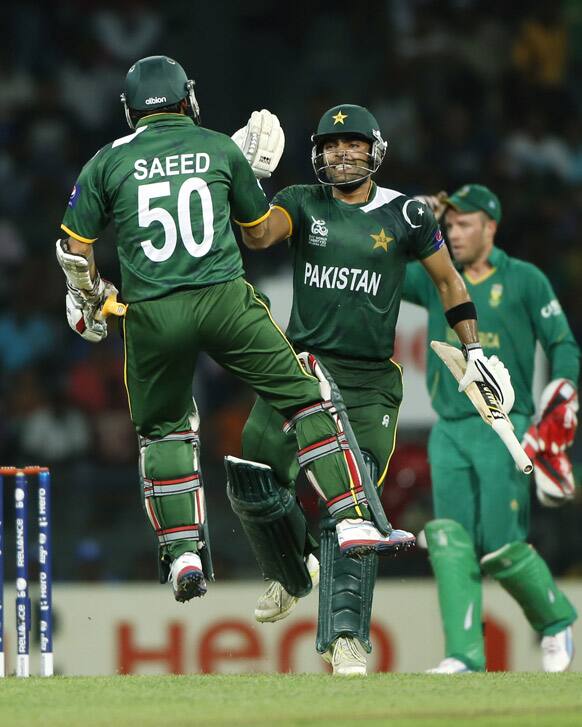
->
[243,353,403,651]
[243,354,403,492]
[427,415,576,670]
[429,415,532,554]
[123,277,370,563]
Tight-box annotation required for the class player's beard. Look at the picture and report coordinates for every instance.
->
[325,153,372,190]
[332,177,370,192]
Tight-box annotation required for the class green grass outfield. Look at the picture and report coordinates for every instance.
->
[0,673,581,727]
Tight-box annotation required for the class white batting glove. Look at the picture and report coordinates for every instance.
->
[66,280,118,343]
[458,345,515,414]
[231,109,285,179]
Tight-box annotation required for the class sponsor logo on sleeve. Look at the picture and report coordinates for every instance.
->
[433,227,444,251]
[541,299,562,318]
[68,183,81,208]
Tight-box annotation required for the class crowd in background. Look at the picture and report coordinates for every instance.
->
[1,0,581,582]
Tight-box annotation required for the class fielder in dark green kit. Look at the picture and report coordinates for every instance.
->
[55,56,415,605]
[232,106,515,674]
[405,185,579,672]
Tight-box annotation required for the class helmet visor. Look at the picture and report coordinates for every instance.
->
[312,146,377,186]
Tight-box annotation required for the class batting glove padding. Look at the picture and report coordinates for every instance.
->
[459,349,515,414]
[231,109,285,179]
[522,379,578,507]
[65,280,119,342]
[532,379,578,454]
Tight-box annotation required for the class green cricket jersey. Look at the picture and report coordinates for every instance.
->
[61,114,269,302]
[403,246,580,419]
[273,183,444,360]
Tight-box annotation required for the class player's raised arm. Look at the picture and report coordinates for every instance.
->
[238,206,291,250]
[231,109,291,249]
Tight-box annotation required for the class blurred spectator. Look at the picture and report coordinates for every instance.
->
[0,220,26,266]
[92,1,162,63]
[512,7,568,88]
[67,338,126,414]
[59,40,121,132]
[502,111,571,181]
[0,271,62,373]
[19,385,91,463]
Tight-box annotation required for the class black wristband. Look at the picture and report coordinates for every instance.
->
[445,301,477,329]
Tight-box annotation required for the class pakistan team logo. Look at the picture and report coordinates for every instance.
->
[489,283,503,307]
[370,228,394,252]
[308,216,328,247]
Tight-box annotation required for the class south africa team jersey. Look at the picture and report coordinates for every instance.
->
[61,114,269,302]
[273,184,444,360]
[403,247,580,419]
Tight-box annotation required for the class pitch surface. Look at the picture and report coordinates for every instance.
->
[0,673,581,726]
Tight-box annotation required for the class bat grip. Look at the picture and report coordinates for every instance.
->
[491,419,533,475]
[99,294,127,320]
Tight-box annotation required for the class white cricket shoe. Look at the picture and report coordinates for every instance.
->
[542,626,574,672]
[255,554,320,623]
[168,551,207,602]
[426,657,473,674]
[336,518,415,557]
[322,636,367,676]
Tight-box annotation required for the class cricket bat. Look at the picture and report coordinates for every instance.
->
[430,341,533,474]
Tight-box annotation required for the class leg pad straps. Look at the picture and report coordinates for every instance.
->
[226,455,313,598]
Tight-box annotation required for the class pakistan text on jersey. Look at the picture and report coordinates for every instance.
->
[303,262,382,296]
[134,153,210,180]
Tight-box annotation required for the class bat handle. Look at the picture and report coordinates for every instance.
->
[491,419,533,475]
[98,294,127,320]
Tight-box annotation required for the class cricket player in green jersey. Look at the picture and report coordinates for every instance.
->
[55,57,415,605]
[404,184,579,672]
[231,105,515,675]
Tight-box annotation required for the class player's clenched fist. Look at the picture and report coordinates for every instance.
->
[458,343,515,414]
[232,109,285,179]
[65,280,118,342]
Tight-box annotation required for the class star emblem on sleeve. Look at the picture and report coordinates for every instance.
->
[332,110,348,125]
[370,228,394,251]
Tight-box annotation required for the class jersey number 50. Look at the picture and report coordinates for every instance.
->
[138,179,214,262]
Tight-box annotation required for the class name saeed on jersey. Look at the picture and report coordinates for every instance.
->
[133,153,210,180]
[303,262,382,296]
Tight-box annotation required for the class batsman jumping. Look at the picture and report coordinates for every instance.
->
[230,104,515,674]
[55,56,415,605]
[405,184,579,672]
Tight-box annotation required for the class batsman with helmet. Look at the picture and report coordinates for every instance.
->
[405,184,579,673]
[231,105,515,674]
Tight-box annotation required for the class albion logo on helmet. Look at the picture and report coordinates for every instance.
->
[145,96,167,105]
